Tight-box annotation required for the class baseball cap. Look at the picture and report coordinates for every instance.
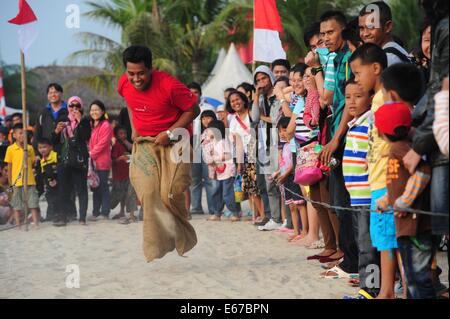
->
[374,102,412,136]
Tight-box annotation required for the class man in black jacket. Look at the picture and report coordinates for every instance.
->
[34,83,68,154]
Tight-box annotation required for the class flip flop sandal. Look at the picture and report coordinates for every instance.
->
[119,217,131,225]
[320,266,359,279]
[306,240,325,250]
[288,234,304,242]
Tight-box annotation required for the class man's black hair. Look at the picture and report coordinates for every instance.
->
[12,123,23,131]
[320,10,347,28]
[11,112,23,119]
[343,18,363,48]
[187,82,202,96]
[277,117,291,129]
[37,138,52,146]
[122,45,152,69]
[237,82,255,94]
[381,63,426,105]
[291,63,308,77]
[226,91,250,114]
[274,76,290,87]
[384,126,410,142]
[207,120,226,140]
[303,22,321,48]
[225,87,236,94]
[271,59,291,72]
[359,1,392,25]
[46,83,63,94]
[349,43,388,70]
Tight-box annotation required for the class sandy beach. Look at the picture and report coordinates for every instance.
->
[0,198,448,299]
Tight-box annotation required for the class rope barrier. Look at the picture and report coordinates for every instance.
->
[282,185,449,218]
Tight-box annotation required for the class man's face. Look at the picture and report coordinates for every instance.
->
[309,34,324,52]
[126,62,152,91]
[320,19,345,53]
[358,14,391,46]
[47,87,63,104]
[12,116,22,126]
[190,88,201,103]
[350,58,378,92]
[272,65,289,80]
[255,73,272,94]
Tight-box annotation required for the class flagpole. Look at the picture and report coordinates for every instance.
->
[252,0,256,74]
[20,50,29,231]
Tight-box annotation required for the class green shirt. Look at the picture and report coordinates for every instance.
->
[331,45,352,137]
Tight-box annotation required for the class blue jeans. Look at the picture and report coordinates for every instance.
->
[397,232,436,299]
[92,170,111,217]
[215,177,239,217]
[431,165,449,236]
[190,162,222,214]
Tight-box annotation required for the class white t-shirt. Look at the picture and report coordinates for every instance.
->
[229,113,252,155]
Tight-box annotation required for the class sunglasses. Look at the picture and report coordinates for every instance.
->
[69,103,82,109]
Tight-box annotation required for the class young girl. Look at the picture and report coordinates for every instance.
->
[274,117,308,241]
[203,120,240,221]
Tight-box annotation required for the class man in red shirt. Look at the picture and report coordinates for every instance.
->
[118,45,200,262]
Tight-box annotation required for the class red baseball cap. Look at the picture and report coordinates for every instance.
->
[374,102,412,136]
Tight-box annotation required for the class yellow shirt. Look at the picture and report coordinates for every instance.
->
[40,150,58,172]
[367,90,390,191]
[4,143,36,187]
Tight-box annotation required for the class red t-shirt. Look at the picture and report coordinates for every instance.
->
[111,141,130,181]
[117,70,196,137]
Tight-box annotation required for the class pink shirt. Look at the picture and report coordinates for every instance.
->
[202,138,236,181]
[89,120,113,170]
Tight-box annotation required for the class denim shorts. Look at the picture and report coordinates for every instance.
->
[370,188,398,251]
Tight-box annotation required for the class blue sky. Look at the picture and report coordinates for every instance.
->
[0,0,121,67]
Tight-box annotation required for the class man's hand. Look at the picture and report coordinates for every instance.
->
[154,131,171,147]
[276,173,288,186]
[443,76,449,91]
[305,51,321,68]
[117,155,128,162]
[319,138,340,164]
[274,85,285,101]
[131,130,138,142]
[403,149,422,175]
[54,122,66,134]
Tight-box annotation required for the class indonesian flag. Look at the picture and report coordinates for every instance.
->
[0,69,6,118]
[253,0,286,63]
[8,0,38,53]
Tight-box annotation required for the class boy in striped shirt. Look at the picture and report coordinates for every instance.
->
[343,79,380,299]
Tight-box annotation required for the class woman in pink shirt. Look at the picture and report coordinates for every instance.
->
[88,100,113,221]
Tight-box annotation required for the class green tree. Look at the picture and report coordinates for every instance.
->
[390,0,424,51]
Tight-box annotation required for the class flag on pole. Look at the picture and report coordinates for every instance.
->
[8,0,38,53]
[253,0,286,63]
[0,69,6,118]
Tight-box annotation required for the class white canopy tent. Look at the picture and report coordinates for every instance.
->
[202,43,253,104]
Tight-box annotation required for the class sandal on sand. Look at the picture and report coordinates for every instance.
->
[288,234,304,242]
[230,216,241,222]
[119,217,132,225]
[207,215,221,221]
[320,266,359,279]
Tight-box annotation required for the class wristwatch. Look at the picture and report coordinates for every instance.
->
[166,130,175,141]
[311,66,323,76]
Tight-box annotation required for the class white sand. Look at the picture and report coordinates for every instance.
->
[0,200,447,299]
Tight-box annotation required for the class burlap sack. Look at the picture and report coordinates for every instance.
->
[130,137,197,262]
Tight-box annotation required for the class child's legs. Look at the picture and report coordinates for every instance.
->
[222,178,239,216]
[305,200,320,241]
[397,233,436,299]
[289,204,300,235]
[252,195,264,218]
[14,210,21,226]
[298,204,308,234]
[377,249,397,299]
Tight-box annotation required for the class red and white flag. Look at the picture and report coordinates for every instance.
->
[253,0,286,63]
[8,0,39,53]
[0,69,6,118]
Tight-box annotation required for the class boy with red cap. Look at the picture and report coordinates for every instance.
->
[374,101,435,299]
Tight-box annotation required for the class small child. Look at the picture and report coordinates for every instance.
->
[273,117,307,242]
[342,79,380,299]
[37,139,59,223]
[110,126,138,224]
[202,120,240,221]
[375,102,435,299]
[0,162,13,225]
[4,124,40,229]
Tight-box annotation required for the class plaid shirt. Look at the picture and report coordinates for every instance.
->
[331,44,353,137]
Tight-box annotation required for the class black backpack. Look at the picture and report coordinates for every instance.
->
[61,128,89,171]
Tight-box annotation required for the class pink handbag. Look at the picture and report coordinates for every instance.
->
[294,141,323,186]
[87,159,100,189]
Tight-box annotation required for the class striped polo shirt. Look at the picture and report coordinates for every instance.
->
[291,96,312,152]
[343,110,371,206]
